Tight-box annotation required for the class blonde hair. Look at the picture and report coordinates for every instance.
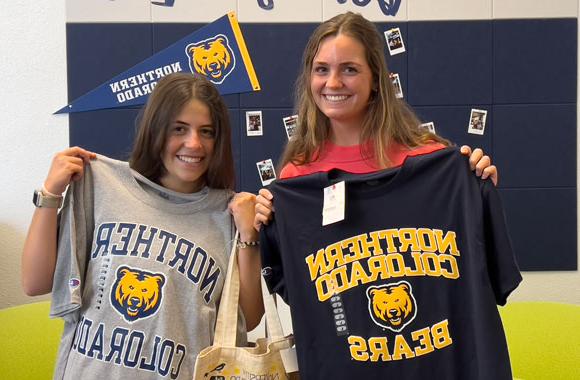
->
[280,12,449,170]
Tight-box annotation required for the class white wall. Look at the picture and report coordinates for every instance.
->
[0,1,578,311]
[0,1,68,307]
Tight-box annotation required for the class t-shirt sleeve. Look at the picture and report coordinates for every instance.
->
[280,163,301,179]
[481,180,522,306]
[50,168,94,321]
[410,142,446,156]
[259,219,289,303]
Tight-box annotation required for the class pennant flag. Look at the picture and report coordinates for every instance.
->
[56,12,260,114]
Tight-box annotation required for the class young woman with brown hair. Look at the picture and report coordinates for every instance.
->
[22,73,263,380]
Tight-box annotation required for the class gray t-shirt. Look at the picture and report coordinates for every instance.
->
[50,155,238,380]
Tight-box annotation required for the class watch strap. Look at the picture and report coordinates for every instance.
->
[33,189,63,208]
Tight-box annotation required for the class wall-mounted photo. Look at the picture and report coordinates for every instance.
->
[468,109,487,135]
[256,159,276,185]
[246,110,263,136]
[385,27,405,56]
[283,114,298,140]
[421,122,436,134]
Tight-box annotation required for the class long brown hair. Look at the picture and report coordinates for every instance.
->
[281,12,449,170]
[130,72,235,190]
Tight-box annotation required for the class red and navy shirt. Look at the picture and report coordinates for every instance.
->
[261,147,521,380]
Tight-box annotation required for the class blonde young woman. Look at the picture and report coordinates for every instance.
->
[255,13,518,380]
[254,12,497,228]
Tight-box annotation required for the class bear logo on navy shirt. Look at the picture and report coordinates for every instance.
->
[366,281,417,332]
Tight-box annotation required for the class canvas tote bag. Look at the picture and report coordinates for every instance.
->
[193,231,299,380]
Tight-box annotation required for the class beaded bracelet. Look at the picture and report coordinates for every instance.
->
[236,240,260,249]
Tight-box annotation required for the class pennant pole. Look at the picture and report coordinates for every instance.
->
[228,12,261,91]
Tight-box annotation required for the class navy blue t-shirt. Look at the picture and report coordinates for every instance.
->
[261,147,522,380]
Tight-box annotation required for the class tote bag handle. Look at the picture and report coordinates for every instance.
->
[213,230,286,346]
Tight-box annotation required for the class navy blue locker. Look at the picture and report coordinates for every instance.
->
[229,109,242,191]
[493,104,576,188]
[67,23,153,101]
[69,109,140,160]
[407,21,493,106]
[414,105,493,155]
[500,188,577,271]
[67,23,152,151]
[239,108,292,193]
[493,19,577,104]
[240,24,317,108]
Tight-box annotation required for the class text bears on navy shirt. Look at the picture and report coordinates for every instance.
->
[260,147,522,380]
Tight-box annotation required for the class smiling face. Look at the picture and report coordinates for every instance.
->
[160,99,215,193]
[310,33,374,134]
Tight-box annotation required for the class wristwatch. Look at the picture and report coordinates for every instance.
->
[32,189,63,208]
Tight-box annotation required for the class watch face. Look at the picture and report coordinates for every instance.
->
[32,190,41,206]
[32,189,61,208]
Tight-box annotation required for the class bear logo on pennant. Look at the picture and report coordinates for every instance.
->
[186,34,236,85]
